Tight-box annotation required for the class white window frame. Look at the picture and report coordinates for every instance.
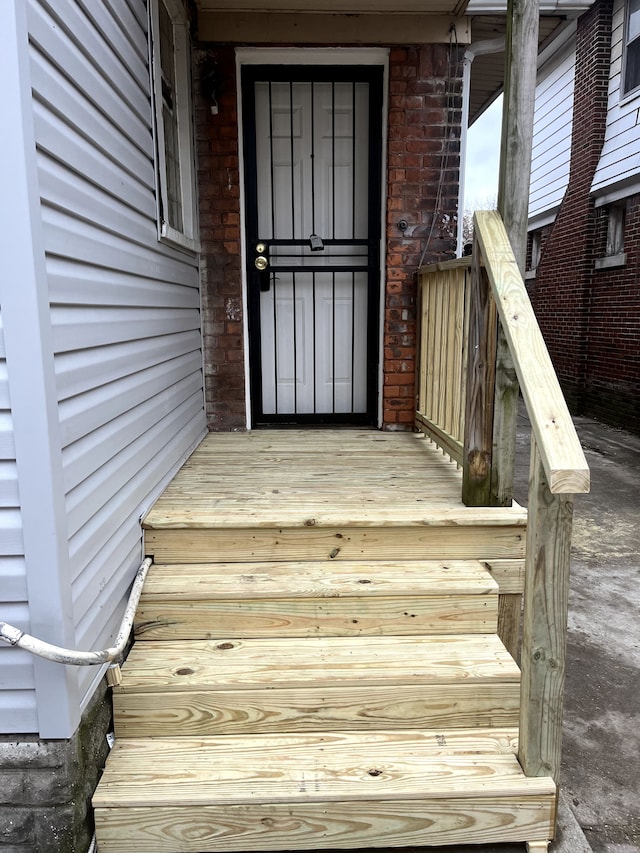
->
[149,0,198,251]
[623,0,640,97]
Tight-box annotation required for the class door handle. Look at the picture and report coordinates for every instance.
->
[254,242,271,291]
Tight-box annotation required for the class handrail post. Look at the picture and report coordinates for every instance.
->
[518,439,574,783]
[462,234,497,506]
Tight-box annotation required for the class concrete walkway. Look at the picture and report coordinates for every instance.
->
[513,407,640,853]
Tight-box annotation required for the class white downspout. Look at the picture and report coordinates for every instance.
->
[457,37,505,256]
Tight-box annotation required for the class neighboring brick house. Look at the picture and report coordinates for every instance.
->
[526,0,640,433]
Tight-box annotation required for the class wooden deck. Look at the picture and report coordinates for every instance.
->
[143,429,524,529]
[94,429,555,853]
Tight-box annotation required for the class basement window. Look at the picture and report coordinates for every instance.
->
[595,203,627,269]
[149,0,198,250]
[624,0,640,96]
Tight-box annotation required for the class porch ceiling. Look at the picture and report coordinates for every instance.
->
[195,0,469,12]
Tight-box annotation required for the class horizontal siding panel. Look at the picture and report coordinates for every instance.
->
[0,412,17,460]
[33,102,155,216]
[0,557,29,603]
[41,207,198,286]
[0,364,11,411]
[74,528,148,639]
[51,306,201,353]
[55,331,202,402]
[0,691,39,732]
[63,383,203,492]
[31,57,153,188]
[529,42,575,220]
[58,352,203,446]
[69,416,205,588]
[110,0,148,49]
[65,0,149,90]
[591,0,640,195]
[47,260,200,309]
[65,392,204,537]
[27,0,150,139]
[0,645,35,690]
[0,461,20,508]
[0,509,25,555]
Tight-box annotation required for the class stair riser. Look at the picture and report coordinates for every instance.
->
[113,684,520,738]
[145,525,526,564]
[94,796,555,853]
[134,595,498,640]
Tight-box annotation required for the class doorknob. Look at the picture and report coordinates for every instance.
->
[255,255,268,271]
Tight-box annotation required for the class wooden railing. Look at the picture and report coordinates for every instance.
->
[416,210,590,786]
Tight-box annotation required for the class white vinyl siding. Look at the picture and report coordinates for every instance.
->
[0,0,207,734]
[591,0,640,199]
[529,40,576,223]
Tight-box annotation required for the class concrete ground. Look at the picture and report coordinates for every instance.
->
[373,407,640,853]
[380,408,640,853]
[512,406,640,853]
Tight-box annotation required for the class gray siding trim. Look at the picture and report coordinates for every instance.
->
[1,0,78,738]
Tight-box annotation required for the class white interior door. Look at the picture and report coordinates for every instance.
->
[243,68,382,424]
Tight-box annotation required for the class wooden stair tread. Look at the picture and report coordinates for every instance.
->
[140,560,498,599]
[143,502,527,529]
[94,730,553,808]
[116,634,520,692]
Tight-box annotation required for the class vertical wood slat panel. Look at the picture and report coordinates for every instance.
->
[415,259,470,465]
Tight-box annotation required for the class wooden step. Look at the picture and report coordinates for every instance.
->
[145,515,527,564]
[113,634,520,737]
[93,730,555,852]
[134,560,499,640]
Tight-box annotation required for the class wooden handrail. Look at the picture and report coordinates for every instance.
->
[414,210,590,792]
[474,210,590,495]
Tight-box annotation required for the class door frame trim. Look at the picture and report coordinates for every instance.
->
[236,47,389,429]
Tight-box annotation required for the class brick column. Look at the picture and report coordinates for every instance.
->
[195,48,246,430]
[383,44,462,429]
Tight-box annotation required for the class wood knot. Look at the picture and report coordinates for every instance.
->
[217,642,235,650]
[175,668,194,676]
[368,769,383,777]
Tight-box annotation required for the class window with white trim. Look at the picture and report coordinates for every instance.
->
[149,0,197,249]
[624,0,640,96]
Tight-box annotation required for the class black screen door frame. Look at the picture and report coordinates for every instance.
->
[241,64,384,427]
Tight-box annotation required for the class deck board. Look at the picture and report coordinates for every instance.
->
[143,430,526,530]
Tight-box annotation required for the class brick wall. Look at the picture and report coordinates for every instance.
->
[585,196,640,431]
[383,44,462,429]
[532,0,640,433]
[195,44,462,431]
[195,48,245,431]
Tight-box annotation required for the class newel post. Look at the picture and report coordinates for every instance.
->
[518,439,575,783]
[461,232,497,506]
[492,0,540,507]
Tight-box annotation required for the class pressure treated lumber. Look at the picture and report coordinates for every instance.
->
[146,522,527,564]
[113,634,521,737]
[474,212,590,495]
[135,559,498,639]
[113,682,522,737]
[94,731,555,852]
